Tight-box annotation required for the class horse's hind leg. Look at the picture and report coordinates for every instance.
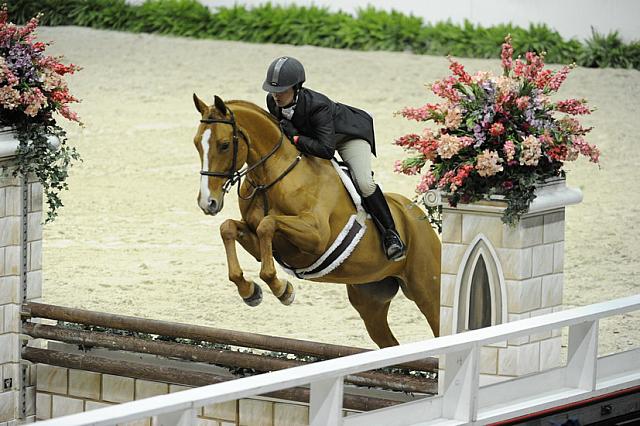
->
[220,219,263,307]
[403,239,441,338]
[346,278,400,348]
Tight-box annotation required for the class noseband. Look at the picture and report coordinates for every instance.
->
[199,109,302,212]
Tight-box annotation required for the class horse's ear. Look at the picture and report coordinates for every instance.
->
[193,93,208,115]
[214,95,227,115]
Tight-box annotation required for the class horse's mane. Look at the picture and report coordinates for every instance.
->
[227,99,279,126]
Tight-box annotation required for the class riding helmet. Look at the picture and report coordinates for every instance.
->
[262,57,306,93]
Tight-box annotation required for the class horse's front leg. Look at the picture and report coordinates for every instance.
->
[256,213,329,305]
[219,219,264,307]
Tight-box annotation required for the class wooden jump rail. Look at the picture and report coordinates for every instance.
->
[22,323,436,395]
[22,347,396,412]
[21,302,438,412]
[21,302,438,373]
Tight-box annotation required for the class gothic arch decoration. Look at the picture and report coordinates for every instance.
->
[452,234,507,334]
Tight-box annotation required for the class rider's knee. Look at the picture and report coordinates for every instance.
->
[356,179,377,198]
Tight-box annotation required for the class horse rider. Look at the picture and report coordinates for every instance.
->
[262,56,406,261]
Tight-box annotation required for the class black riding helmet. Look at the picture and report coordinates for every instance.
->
[262,57,306,93]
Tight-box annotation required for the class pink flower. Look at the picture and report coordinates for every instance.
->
[460,136,474,147]
[398,103,439,121]
[548,65,573,91]
[437,134,463,159]
[393,159,421,175]
[502,180,514,190]
[444,107,463,129]
[556,99,591,115]
[501,35,514,73]
[572,136,600,163]
[515,96,530,110]
[513,51,546,82]
[416,171,437,193]
[59,105,81,123]
[547,145,568,161]
[534,69,553,89]
[496,76,518,96]
[589,145,601,163]
[519,135,542,166]
[489,122,505,136]
[0,57,19,86]
[538,132,554,146]
[448,57,473,84]
[419,141,439,161]
[495,93,513,115]
[566,146,580,161]
[472,71,493,83]
[0,86,20,109]
[476,150,504,177]
[431,76,460,102]
[394,133,421,148]
[449,164,474,191]
[21,88,48,117]
[503,140,516,162]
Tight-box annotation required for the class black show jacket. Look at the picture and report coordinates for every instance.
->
[266,88,376,159]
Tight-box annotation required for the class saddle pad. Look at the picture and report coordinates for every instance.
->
[276,159,367,279]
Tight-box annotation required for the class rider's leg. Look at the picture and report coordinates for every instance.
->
[337,139,406,261]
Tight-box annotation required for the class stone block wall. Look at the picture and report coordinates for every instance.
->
[439,199,569,385]
[34,363,320,425]
[0,162,43,424]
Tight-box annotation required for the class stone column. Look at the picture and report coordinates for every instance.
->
[435,179,582,387]
[0,129,43,423]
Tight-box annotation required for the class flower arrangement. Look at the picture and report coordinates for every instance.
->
[394,35,600,226]
[0,4,81,222]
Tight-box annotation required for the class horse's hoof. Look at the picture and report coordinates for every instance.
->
[243,283,263,307]
[277,281,295,306]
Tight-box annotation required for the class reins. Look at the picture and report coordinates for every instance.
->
[199,109,302,215]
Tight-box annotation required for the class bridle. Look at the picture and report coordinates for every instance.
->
[199,109,302,212]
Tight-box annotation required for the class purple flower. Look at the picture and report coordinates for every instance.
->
[473,124,486,147]
[5,42,41,84]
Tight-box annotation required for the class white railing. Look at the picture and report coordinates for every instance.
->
[35,294,640,426]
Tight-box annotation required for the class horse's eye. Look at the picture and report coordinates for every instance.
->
[220,142,231,151]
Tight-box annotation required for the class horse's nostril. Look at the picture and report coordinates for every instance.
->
[208,199,218,211]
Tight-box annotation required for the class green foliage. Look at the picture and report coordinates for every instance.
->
[12,123,81,223]
[578,29,640,69]
[8,0,639,69]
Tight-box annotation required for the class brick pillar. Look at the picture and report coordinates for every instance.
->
[434,179,582,388]
[0,129,43,423]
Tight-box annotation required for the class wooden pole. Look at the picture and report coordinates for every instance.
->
[24,323,436,394]
[22,347,402,412]
[23,302,438,372]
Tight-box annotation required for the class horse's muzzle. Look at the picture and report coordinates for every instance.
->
[200,196,224,216]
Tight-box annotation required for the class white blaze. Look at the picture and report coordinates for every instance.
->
[199,129,212,211]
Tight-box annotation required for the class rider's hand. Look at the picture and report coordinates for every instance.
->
[280,119,298,140]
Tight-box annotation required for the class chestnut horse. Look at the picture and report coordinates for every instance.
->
[192,94,440,348]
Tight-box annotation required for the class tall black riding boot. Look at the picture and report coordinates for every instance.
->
[363,186,407,261]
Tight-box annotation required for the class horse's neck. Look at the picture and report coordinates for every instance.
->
[230,103,299,173]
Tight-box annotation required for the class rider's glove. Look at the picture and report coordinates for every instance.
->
[280,119,299,141]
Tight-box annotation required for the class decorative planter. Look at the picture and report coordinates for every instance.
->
[428,179,583,387]
[0,127,60,160]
